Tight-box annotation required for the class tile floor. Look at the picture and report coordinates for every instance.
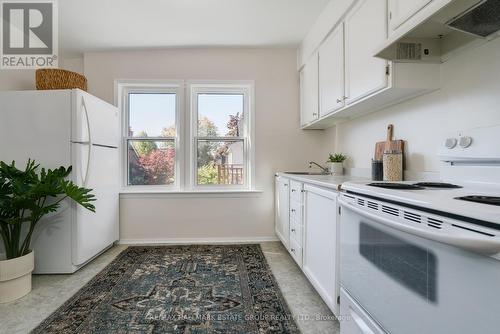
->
[0,242,339,334]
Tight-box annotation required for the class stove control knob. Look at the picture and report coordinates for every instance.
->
[459,136,473,148]
[445,138,457,149]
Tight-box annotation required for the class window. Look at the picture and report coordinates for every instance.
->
[119,82,182,189]
[191,85,252,189]
[117,80,254,192]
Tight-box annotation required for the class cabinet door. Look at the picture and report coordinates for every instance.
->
[389,0,433,33]
[303,185,339,315]
[300,52,319,126]
[319,23,345,117]
[345,0,388,105]
[275,177,290,248]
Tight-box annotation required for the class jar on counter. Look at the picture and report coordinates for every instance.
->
[371,159,383,181]
[383,150,403,181]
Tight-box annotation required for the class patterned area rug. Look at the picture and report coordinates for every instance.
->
[32,245,300,334]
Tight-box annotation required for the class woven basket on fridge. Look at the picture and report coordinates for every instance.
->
[35,69,88,91]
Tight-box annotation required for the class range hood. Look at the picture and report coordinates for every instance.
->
[375,0,500,63]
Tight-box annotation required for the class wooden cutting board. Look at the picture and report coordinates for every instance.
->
[374,124,405,161]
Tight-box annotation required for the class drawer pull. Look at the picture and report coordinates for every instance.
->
[291,189,296,192]
[291,248,295,253]
[291,209,296,213]
[291,229,296,232]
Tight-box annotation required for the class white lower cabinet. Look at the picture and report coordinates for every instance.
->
[303,184,339,316]
[289,219,302,245]
[275,176,290,248]
[340,288,386,334]
[289,235,303,267]
[275,176,340,316]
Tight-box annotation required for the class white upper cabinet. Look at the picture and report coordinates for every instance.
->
[319,23,345,116]
[388,0,433,34]
[345,0,388,105]
[298,0,441,129]
[300,52,319,126]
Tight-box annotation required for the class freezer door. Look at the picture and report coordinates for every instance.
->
[71,144,119,265]
[72,89,119,147]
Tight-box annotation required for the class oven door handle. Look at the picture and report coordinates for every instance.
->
[340,198,500,255]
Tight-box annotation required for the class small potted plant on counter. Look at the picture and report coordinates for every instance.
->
[327,153,347,175]
[0,160,95,303]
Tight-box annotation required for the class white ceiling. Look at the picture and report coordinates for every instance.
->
[59,0,330,57]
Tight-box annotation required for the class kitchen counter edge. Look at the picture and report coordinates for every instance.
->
[275,172,369,192]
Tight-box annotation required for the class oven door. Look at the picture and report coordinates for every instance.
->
[340,195,500,334]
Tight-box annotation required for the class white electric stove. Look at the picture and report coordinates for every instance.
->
[338,124,500,334]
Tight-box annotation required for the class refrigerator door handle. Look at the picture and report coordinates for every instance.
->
[79,96,92,187]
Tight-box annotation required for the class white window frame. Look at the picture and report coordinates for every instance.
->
[115,79,255,192]
[188,81,255,191]
[116,80,184,191]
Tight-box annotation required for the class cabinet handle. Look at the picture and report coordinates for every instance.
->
[312,113,318,116]
[291,189,296,192]
[336,98,342,103]
[291,248,295,253]
[291,209,296,212]
[291,229,296,232]
[301,190,305,193]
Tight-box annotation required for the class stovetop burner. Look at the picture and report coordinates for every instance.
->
[413,182,462,189]
[368,183,424,190]
[456,196,500,206]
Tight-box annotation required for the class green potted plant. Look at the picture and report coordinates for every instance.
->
[0,160,95,303]
[327,153,347,175]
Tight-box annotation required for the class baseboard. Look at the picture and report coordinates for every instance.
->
[118,236,279,245]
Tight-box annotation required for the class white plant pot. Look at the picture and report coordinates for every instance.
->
[0,250,34,303]
[328,162,344,175]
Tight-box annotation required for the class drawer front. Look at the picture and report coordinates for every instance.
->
[290,180,304,203]
[340,288,386,334]
[290,219,303,247]
[289,200,303,223]
[289,237,303,267]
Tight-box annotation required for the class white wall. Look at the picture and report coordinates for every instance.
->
[0,70,35,90]
[331,37,500,174]
[83,48,332,242]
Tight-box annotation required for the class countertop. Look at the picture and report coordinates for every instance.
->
[275,172,369,191]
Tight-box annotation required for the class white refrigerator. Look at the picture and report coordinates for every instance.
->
[0,89,120,273]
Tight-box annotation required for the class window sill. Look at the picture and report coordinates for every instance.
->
[119,189,263,199]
